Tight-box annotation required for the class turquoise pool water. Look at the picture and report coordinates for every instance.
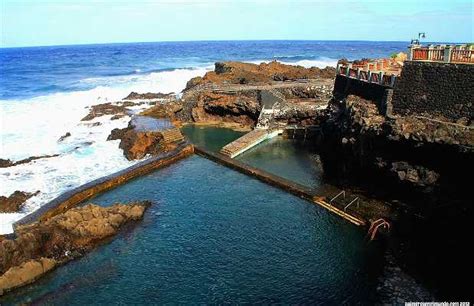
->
[1,156,381,304]
[181,125,323,189]
[237,137,323,189]
[181,125,245,153]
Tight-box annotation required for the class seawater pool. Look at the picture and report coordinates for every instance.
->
[182,125,324,189]
[1,156,382,304]
[181,125,245,153]
[237,137,324,189]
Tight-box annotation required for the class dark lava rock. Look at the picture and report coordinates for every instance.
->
[184,76,203,91]
[123,92,173,100]
[0,191,40,213]
[0,159,13,168]
[81,103,128,121]
[58,132,71,142]
[0,155,59,168]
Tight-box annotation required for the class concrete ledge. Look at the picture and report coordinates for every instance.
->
[11,141,365,233]
[194,146,366,226]
[13,142,194,230]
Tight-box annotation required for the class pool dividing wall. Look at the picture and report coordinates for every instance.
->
[13,140,365,234]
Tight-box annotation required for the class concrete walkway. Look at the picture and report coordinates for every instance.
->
[220,129,282,158]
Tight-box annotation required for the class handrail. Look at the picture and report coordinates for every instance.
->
[344,197,359,212]
[330,190,345,203]
[335,63,397,87]
[409,44,474,64]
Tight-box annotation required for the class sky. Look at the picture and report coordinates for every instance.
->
[1,0,472,48]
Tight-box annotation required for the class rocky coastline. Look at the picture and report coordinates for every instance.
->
[0,191,40,213]
[0,201,150,295]
[1,58,471,300]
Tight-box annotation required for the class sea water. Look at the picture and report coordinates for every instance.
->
[0,40,406,233]
[0,156,382,304]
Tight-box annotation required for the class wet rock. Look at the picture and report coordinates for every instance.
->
[184,76,203,91]
[107,126,131,141]
[0,154,59,168]
[0,159,13,168]
[0,191,40,213]
[118,129,165,160]
[57,132,71,142]
[123,92,173,100]
[111,114,125,120]
[81,103,128,121]
[107,119,176,160]
[0,201,150,295]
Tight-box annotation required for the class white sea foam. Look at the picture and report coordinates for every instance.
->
[279,58,338,68]
[247,58,337,68]
[0,67,210,234]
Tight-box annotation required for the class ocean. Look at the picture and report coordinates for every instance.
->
[0,40,407,233]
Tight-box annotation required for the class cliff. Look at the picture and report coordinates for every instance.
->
[139,61,335,129]
[319,61,474,299]
[184,61,335,91]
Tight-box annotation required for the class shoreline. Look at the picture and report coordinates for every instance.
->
[11,142,194,232]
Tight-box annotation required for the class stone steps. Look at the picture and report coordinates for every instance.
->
[220,129,281,158]
[161,128,184,143]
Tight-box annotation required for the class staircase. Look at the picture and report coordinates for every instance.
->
[256,89,286,130]
[161,128,184,143]
[220,129,281,158]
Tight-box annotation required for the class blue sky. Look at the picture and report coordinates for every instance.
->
[1,0,472,47]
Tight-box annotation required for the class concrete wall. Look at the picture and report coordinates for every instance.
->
[333,74,392,115]
[391,61,474,121]
[333,74,389,102]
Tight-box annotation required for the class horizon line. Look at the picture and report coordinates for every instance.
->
[3,38,470,50]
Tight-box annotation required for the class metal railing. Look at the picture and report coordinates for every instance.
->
[409,44,474,64]
[451,49,474,63]
[336,63,397,87]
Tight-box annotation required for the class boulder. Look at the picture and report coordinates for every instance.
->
[0,202,150,295]
[58,132,71,142]
[120,130,165,160]
[0,191,40,213]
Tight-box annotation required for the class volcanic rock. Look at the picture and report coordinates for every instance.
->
[0,201,150,295]
[0,191,40,213]
[58,132,71,142]
[124,92,173,100]
[184,61,336,90]
[0,154,59,168]
[81,103,129,121]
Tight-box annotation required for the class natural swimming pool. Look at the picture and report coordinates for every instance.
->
[181,125,324,189]
[1,155,382,304]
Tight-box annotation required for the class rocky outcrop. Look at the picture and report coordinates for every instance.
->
[58,132,71,142]
[139,101,189,124]
[108,124,165,160]
[108,116,184,160]
[318,95,473,208]
[191,91,261,127]
[0,191,40,213]
[0,202,150,295]
[0,154,59,168]
[81,102,130,121]
[124,92,174,100]
[118,130,165,160]
[184,61,335,91]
